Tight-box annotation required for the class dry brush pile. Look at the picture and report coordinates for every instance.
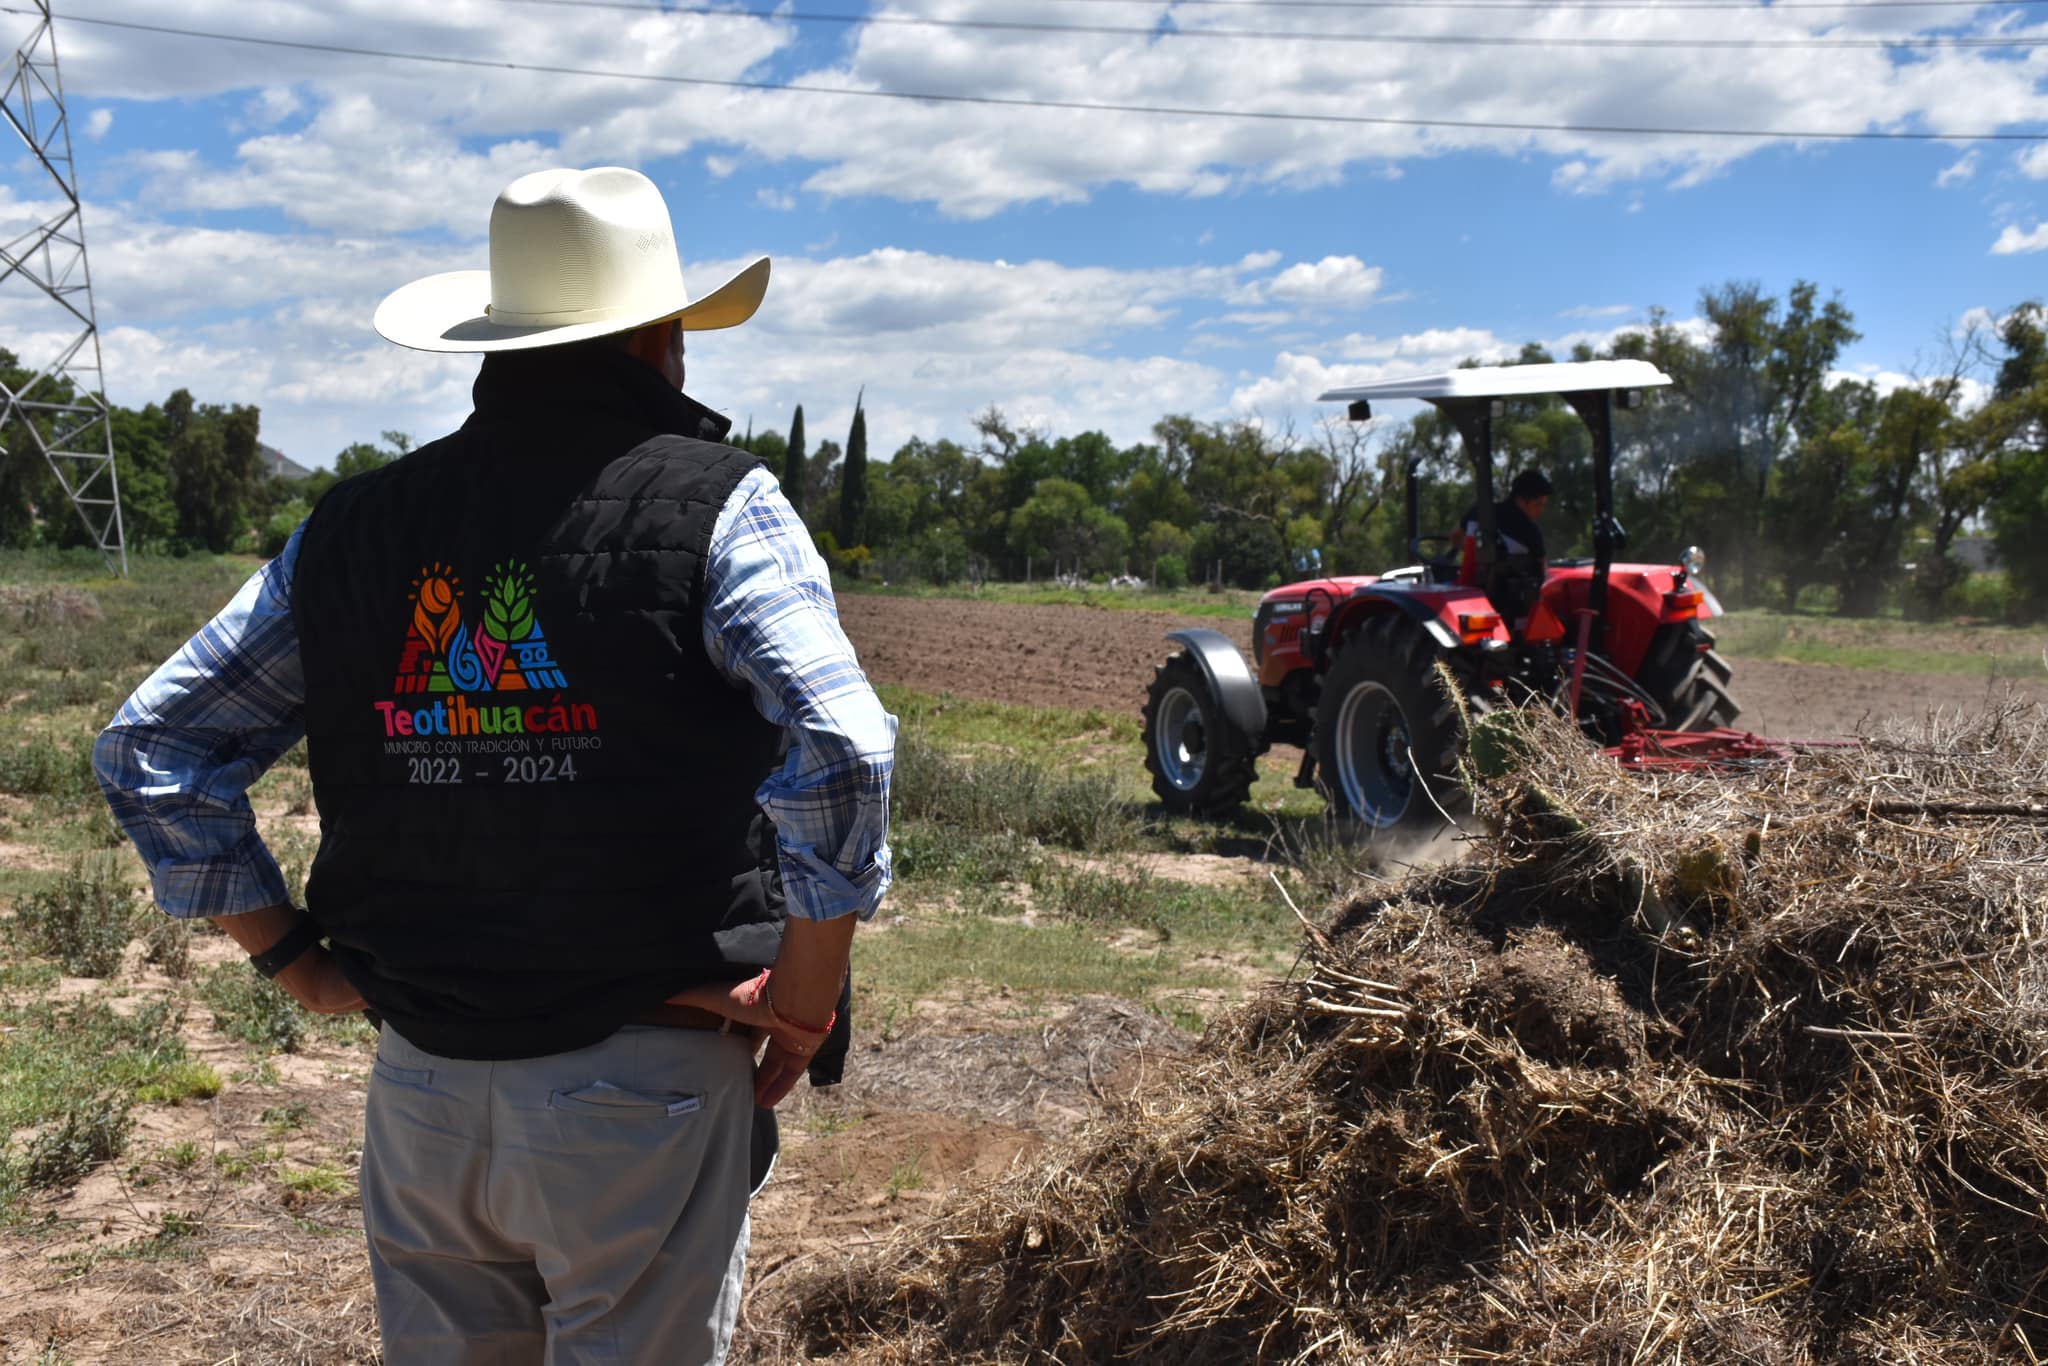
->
[772,699,2048,1364]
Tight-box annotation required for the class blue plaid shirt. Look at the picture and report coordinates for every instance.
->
[93,465,895,924]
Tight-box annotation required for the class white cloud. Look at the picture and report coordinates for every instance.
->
[2020,145,2048,181]
[25,0,2044,220]
[1560,304,1633,320]
[83,108,113,140]
[1936,151,1979,187]
[756,187,797,211]
[1264,256,1383,308]
[1827,366,1990,412]
[245,87,300,128]
[31,201,1317,462]
[1992,222,2048,255]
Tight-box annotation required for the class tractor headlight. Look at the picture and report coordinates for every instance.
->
[1681,545,1707,578]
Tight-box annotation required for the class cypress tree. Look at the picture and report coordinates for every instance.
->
[840,390,868,549]
[784,405,806,513]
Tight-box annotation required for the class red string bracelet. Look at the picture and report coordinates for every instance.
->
[764,976,835,1037]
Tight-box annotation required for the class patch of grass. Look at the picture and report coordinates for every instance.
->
[197,963,305,1053]
[133,1062,223,1106]
[261,1101,311,1133]
[853,913,1232,1017]
[878,686,1141,761]
[890,822,1044,886]
[162,1141,201,1169]
[232,1059,283,1087]
[213,1143,285,1180]
[1032,866,1297,960]
[893,729,1139,853]
[803,1107,860,1138]
[0,959,61,991]
[279,1162,352,1198]
[885,1144,928,1199]
[7,854,137,977]
[1712,609,2048,679]
[0,997,193,1159]
[840,578,1260,620]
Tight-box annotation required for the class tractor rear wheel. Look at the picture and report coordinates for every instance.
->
[1638,623,1742,731]
[1142,652,1258,816]
[1314,615,1473,837]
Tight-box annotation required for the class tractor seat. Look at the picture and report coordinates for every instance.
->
[1486,551,1545,626]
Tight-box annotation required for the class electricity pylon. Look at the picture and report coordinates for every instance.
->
[0,1,124,574]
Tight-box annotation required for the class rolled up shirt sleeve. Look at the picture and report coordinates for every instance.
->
[92,527,308,919]
[702,466,895,922]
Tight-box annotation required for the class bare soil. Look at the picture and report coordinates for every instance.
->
[6,594,2036,1363]
[838,593,2048,738]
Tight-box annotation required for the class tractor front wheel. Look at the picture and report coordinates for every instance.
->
[1638,623,1742,731]
[1315,616,1472,837]
[1142,652,1258,816]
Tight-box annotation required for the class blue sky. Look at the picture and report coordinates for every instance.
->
[2,0,2045,469]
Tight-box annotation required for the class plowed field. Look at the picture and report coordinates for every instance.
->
[837,593,2046,737]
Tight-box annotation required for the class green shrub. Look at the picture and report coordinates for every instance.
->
[892,822,1043,884]
[198,963,304,1052]
[10,855,137,977]
[260,499,310,559]
[18,1092,132,1191]
[140,913,193,980]
[1946,570,2018,623]
[0,732,96,800]
[892,730,1137,852]
[1154,553,1189,590]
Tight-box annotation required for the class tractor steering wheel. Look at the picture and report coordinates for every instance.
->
[1409,534,1458,567]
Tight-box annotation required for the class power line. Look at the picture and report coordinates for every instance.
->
[15,9,2047,141]
[1004,0,2048,8]
[489,0,2048,48]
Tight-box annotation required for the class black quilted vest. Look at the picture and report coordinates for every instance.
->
[293,347,793,1061]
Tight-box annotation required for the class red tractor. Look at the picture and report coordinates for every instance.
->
[1142,361,1743,834]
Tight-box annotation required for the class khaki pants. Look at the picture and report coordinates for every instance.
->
[362,1023,756,1365]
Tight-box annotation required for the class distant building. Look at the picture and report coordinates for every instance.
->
[1953,537,2001,574]
[260,443,312,481]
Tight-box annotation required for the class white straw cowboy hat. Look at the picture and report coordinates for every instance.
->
[374,166,769,353]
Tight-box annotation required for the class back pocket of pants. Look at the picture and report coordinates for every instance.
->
[371,1057,435,1090]
[549,1081,701,1118]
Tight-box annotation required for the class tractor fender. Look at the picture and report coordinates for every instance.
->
[1326,591,1464,656]
[1165,628,1268,739]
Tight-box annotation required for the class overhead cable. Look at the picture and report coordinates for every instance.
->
[1007,0,2048,9]
[15,9,2047,141]
[488,0,2048,48]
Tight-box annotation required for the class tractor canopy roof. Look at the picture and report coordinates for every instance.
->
[1316,359,1672,405]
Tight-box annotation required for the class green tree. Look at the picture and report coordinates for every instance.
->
[785,405,806,514]
[169,397,264,553]
[1986,304,2048,615]
[1008,478,1129,576]
[108,403,177,548]
[1611,283,1858,602]
[0,348,62,546]
[840,393,868,549]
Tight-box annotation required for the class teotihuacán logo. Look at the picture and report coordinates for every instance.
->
[377,561,600,785]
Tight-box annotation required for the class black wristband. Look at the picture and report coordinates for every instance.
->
[249,915,323,980]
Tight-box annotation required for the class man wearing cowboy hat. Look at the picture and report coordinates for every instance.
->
[94,166,895,1364]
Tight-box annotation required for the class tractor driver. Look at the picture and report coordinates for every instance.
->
[1462,467,1553,564]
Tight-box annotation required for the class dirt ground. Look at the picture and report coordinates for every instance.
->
[6,594,2042,1364]
[838,593,2048,738]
